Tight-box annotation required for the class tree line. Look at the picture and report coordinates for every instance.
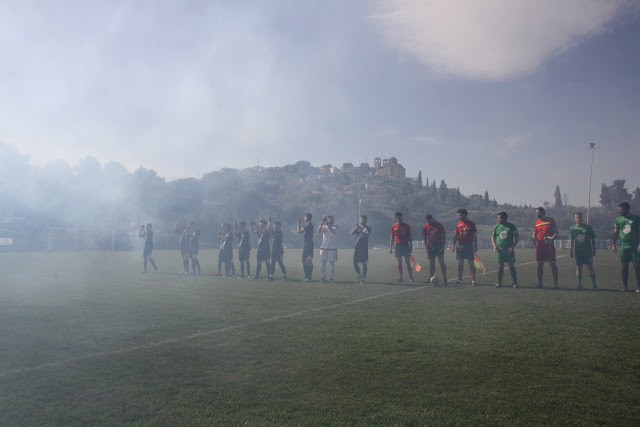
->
[1,143,638,249]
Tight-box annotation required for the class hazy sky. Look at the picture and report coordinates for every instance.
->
[1,0,639,207]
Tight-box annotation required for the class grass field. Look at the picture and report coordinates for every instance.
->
[1,248,640,425]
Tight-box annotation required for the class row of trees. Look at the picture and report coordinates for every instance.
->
[1,143,638,249]
[551,180,640,212]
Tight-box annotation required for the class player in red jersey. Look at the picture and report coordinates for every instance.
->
[389,212,414,282]
[533,207,559,288]
[451,208,477,285]
[422,214,448,284]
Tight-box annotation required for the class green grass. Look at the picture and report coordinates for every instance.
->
[1,248,640,425]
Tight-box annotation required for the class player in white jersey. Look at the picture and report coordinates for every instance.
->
[318,214,338,282]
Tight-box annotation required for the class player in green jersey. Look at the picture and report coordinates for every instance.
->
[569,212,597,290]
[491,212,519,288]
[611,202,640,292]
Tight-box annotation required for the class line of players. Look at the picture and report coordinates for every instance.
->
[410,202,640,292]
[169,213,361,283]
[140,201,640,291]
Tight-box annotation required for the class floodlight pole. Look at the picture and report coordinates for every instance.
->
[587,143,598,224]
[358,182,361,219]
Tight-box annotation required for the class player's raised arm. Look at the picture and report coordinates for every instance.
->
[326,216,335,233]
[351,222,360,235]
[318,215,327,234]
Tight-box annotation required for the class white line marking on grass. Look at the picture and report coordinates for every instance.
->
[474,254,569,278]
[0,287,427,378]
[0,254,570,378]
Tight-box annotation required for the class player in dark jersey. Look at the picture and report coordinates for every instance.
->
[219,223,235,276]
[189,227,201,275]
[235,221,251,278]
[270,221,287,280]
[251,217,272,280]
[297,213,314,281]
[215,223,225,276]
[174,221,191,274]
[139,223,158,273]
[351,215,371,283]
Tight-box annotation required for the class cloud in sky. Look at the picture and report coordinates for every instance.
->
[0,1,638,207]
[0,2,314,172]
[371,0,631,80]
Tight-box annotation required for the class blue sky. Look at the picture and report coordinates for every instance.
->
[1,0,639,207]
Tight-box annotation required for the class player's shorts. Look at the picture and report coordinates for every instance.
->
[257,247,270,263]
[535,241,556,263]
[574,252,593,266]
[180,246,189,257]
[238,247,250,262]
[426,242,444,259]
[619,247,640,264]
[302,243,314,261]
[353,246,369,264]
[189,248,199,258]
[271,249,284,263]
[320,248,338,262]
[143,245,153,257]
[220,247,233,263]
[455,242,474,261]
[496,247,515,264]
[394,242,411,258]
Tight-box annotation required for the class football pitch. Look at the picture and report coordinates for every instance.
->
[1,248,640,425]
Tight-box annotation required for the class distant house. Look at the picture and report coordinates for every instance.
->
[358,163,372,175]
[319,164,334,174]
[235,156,419,203]
[375,157,405,179]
